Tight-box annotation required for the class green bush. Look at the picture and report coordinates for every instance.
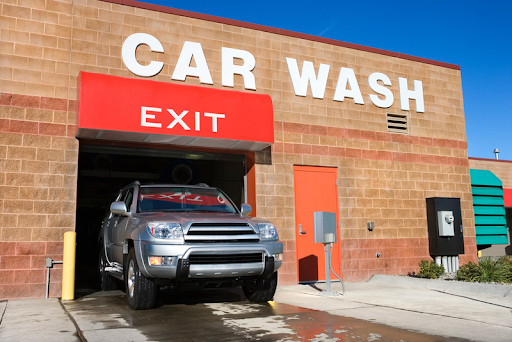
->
[418,259,445,279]
[456,261,480,282]
[457,256,512,283]
[496,256,512,283]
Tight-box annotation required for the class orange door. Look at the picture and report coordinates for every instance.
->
[293,166,341,282]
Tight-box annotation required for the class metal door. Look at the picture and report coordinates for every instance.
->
[293,166,341,282]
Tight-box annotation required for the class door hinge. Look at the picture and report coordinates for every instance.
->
[335,179,338,186]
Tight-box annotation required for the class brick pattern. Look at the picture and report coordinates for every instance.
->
[274,121,469,167]
[258,145,476,283]
[0,0,475,293]
[0,93,76,137]
[280,236,477,284]
[0,94,77,299]
[1,1,466,142]
[0,242,64,299]
[341,237,477,282]
[469,158,512,189]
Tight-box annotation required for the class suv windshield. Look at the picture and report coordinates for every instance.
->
[138,187,237,214]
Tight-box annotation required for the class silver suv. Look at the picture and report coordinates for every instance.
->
[98,181,283,310]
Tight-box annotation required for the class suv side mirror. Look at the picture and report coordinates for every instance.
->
[240,203,252,216]
[111,201,129,216]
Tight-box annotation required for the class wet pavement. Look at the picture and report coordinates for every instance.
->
[62,288,469,342]
[2,276,511,341]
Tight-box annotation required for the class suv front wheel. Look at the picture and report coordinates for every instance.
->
[125,248,157,310]
[242,272,278,302]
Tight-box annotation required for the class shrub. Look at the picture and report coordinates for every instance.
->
[456,261,480,282]
[457,257,512,283]
[496,256,512,283]
[417,259,445,279]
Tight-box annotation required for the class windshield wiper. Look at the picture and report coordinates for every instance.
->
[142,209,181,213]
[183,209,223,213]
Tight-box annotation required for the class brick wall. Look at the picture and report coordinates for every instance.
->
[1,0,476,297]
[0,241,64,298]
[259,122,476,284]
[469,158,512,189]
[0,93,77,299]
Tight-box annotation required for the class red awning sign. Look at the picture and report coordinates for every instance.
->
[76,72,274,151]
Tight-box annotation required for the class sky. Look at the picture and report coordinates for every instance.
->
[140,0,511,161]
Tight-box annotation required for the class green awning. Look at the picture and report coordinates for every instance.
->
[470,169,509,246]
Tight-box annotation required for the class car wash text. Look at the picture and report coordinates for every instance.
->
[122,33,424,113]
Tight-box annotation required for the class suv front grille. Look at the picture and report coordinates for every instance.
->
[189,253,263,264]
[185,222,259,243]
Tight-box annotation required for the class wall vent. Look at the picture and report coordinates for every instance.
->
[387,113,408,134]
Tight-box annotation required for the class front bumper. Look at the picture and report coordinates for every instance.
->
[135,241,283,280]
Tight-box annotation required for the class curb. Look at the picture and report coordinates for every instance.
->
[367,274,512,298]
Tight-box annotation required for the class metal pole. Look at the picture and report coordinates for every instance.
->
[46,266,50,299]
[324,243,331,293]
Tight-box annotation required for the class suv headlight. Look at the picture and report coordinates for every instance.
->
[147,222,183,240]
[258,223,278,240]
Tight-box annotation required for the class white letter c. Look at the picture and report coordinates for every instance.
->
[122,33,164,77]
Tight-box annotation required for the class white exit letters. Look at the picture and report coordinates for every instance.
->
[123,33,425,112]
[141,107,225,133]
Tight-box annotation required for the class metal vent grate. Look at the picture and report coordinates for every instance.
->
[185,222,259,243]
[387,113,408,134]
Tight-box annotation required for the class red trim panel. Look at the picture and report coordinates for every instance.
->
[468,157,512,164]
[504,189,512,207]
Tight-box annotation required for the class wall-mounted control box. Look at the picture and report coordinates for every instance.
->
[314,211,337,244]
[437,211,455,236]
[426,198,464,256]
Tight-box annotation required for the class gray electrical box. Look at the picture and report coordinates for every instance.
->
[437,210,455,236]
[314,211,337,244]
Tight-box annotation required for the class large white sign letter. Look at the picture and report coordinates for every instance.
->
[399,78,424,112]
[172,41,213,84]
[333,67,364,104]
[122,33,164,77]
[285,57,330,99]
[368,72,394,108]
[222,47,256,90]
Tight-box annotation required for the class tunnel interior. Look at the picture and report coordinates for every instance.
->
[75,142,246,291]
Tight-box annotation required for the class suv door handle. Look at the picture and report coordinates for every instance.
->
[299,224,306,235]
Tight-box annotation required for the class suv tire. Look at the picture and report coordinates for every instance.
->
[242,272,278,303]
[99,249,116,291]
[125,248,157,310]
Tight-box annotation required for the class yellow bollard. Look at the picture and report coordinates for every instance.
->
[61,231,76,300]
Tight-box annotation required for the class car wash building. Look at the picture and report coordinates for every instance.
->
[1,0,481,299]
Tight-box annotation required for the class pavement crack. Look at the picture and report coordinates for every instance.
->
[0,301,7,326]
[344,299,512,330]
[59,300,88,342]
[293,290,512,331]
[431,289,512,310]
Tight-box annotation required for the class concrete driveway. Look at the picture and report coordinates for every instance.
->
[1,275,511,341]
